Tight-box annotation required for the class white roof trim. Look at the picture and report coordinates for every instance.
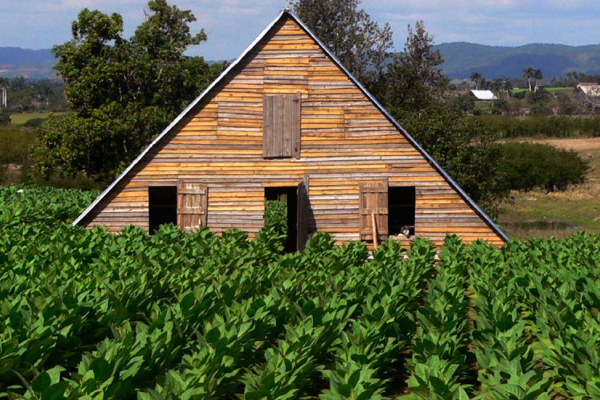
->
[74,10,509,243]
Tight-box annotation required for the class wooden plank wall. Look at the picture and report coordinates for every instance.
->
[82,16,505,247]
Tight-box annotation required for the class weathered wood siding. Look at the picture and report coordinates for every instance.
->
[82,16,505,247]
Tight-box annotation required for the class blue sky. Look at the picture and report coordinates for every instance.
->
[1,0,600,60]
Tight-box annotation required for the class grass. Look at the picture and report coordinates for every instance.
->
[498,137,600,240]
[10,111,67,125]
[510,87,573,94]
[546,86,574,93]
[474,101,492,109]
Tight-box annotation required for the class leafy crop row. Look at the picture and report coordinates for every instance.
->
[3,185,600,399]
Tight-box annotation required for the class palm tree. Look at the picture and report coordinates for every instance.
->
[470,71,482,90]
[0,77,8,110]
[533,69,543,92]
[491,78,503,95]
[523,66,534,91]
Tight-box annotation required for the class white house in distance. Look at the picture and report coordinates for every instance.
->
[470,90,498,101]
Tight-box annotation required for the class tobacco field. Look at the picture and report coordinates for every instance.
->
[2,186,600,399]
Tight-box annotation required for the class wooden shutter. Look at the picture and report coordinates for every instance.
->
[177,180,208,232]
[263,93,301,158]
[359,180,389,242]
[297,177,309,251]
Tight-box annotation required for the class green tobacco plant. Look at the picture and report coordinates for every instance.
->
[4,185,600,398]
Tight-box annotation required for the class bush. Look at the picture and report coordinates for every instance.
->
[476,115,600,138]
[23,117,46,128]
[557,93,578,115]
[500,142,589,192]
[0,126,37,165]
[0,112,10,126]
[264,200,288,236]
[394,102,509,218]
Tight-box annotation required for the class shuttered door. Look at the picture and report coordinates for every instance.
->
[263,93,301,158]
[297,178,309,251]
[177,180,208,232]
[359,180,389,242]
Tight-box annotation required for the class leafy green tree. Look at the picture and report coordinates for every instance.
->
[523,66,534,91]
[557,92,578,115]
[533,69,544,92]
[392,103,509,218]
[470,72,482,90]
[289,0,393,90]
[33,0,225,183]
[381,21,448,112]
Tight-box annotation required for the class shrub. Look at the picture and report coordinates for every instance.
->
[557,93,578,115]
[23,117,46,128]
[500,142,589,192]
[264,200,288,236]
[394,102,509,218]
[0,126,37,165]
[0,112,10,126]
[476,115,600,138]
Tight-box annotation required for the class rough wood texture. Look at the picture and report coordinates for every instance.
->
[177,181,207,231]
[81,15,506,247]
[359,180,389,242]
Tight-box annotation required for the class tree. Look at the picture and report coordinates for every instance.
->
[290,0,393,90]
[533,69,543,92]
[470,72,482,90]
[523,66,534,91]
[382,21,448,111]
[501,78,512,99]
[394,103,509,218]
[33,0,225,182]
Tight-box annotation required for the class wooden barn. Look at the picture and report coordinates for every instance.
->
[73,10,508,249]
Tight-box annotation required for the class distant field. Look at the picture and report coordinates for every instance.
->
[499,137,600,240]
[546,86,574,94]
[474,101,492,109]
[10,111,67,125]
[511,87,573,94]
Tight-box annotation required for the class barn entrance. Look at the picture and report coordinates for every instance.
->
[265,186,298,252]
[148,186,177,234]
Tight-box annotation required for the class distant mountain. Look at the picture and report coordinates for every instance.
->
[0,47,56,79]
[435,42,600,79]
[5,42,600,81]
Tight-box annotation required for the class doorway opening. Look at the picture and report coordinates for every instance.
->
[389,186,416,236]
[265,186,298,252]
[149,186,177,234]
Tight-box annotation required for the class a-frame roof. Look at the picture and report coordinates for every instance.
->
[73,9,509,243]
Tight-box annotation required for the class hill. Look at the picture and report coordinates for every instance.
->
[0,47,56,79]
[435,42,600,79]
[5,42,600,81]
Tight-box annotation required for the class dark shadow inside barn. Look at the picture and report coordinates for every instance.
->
[389,186,416,236]
[149,186,177,234]
[265,186,298,252]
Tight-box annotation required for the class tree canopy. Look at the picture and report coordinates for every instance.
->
[380,21,448,112]
[290,0,393,90]
[33,0,225,182]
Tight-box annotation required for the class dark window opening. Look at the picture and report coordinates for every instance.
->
[149,186,177,234]
[389,187,416,236]
[265,186,298,252]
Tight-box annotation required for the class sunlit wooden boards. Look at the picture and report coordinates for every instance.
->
[80,14,506,247]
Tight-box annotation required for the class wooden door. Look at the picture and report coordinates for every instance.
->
[359,180,389,242]
[263,93,301,158]
[297,177,309,251]
[177,180,208,232]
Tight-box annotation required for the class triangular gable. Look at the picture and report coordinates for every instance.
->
[73,10,508,243]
